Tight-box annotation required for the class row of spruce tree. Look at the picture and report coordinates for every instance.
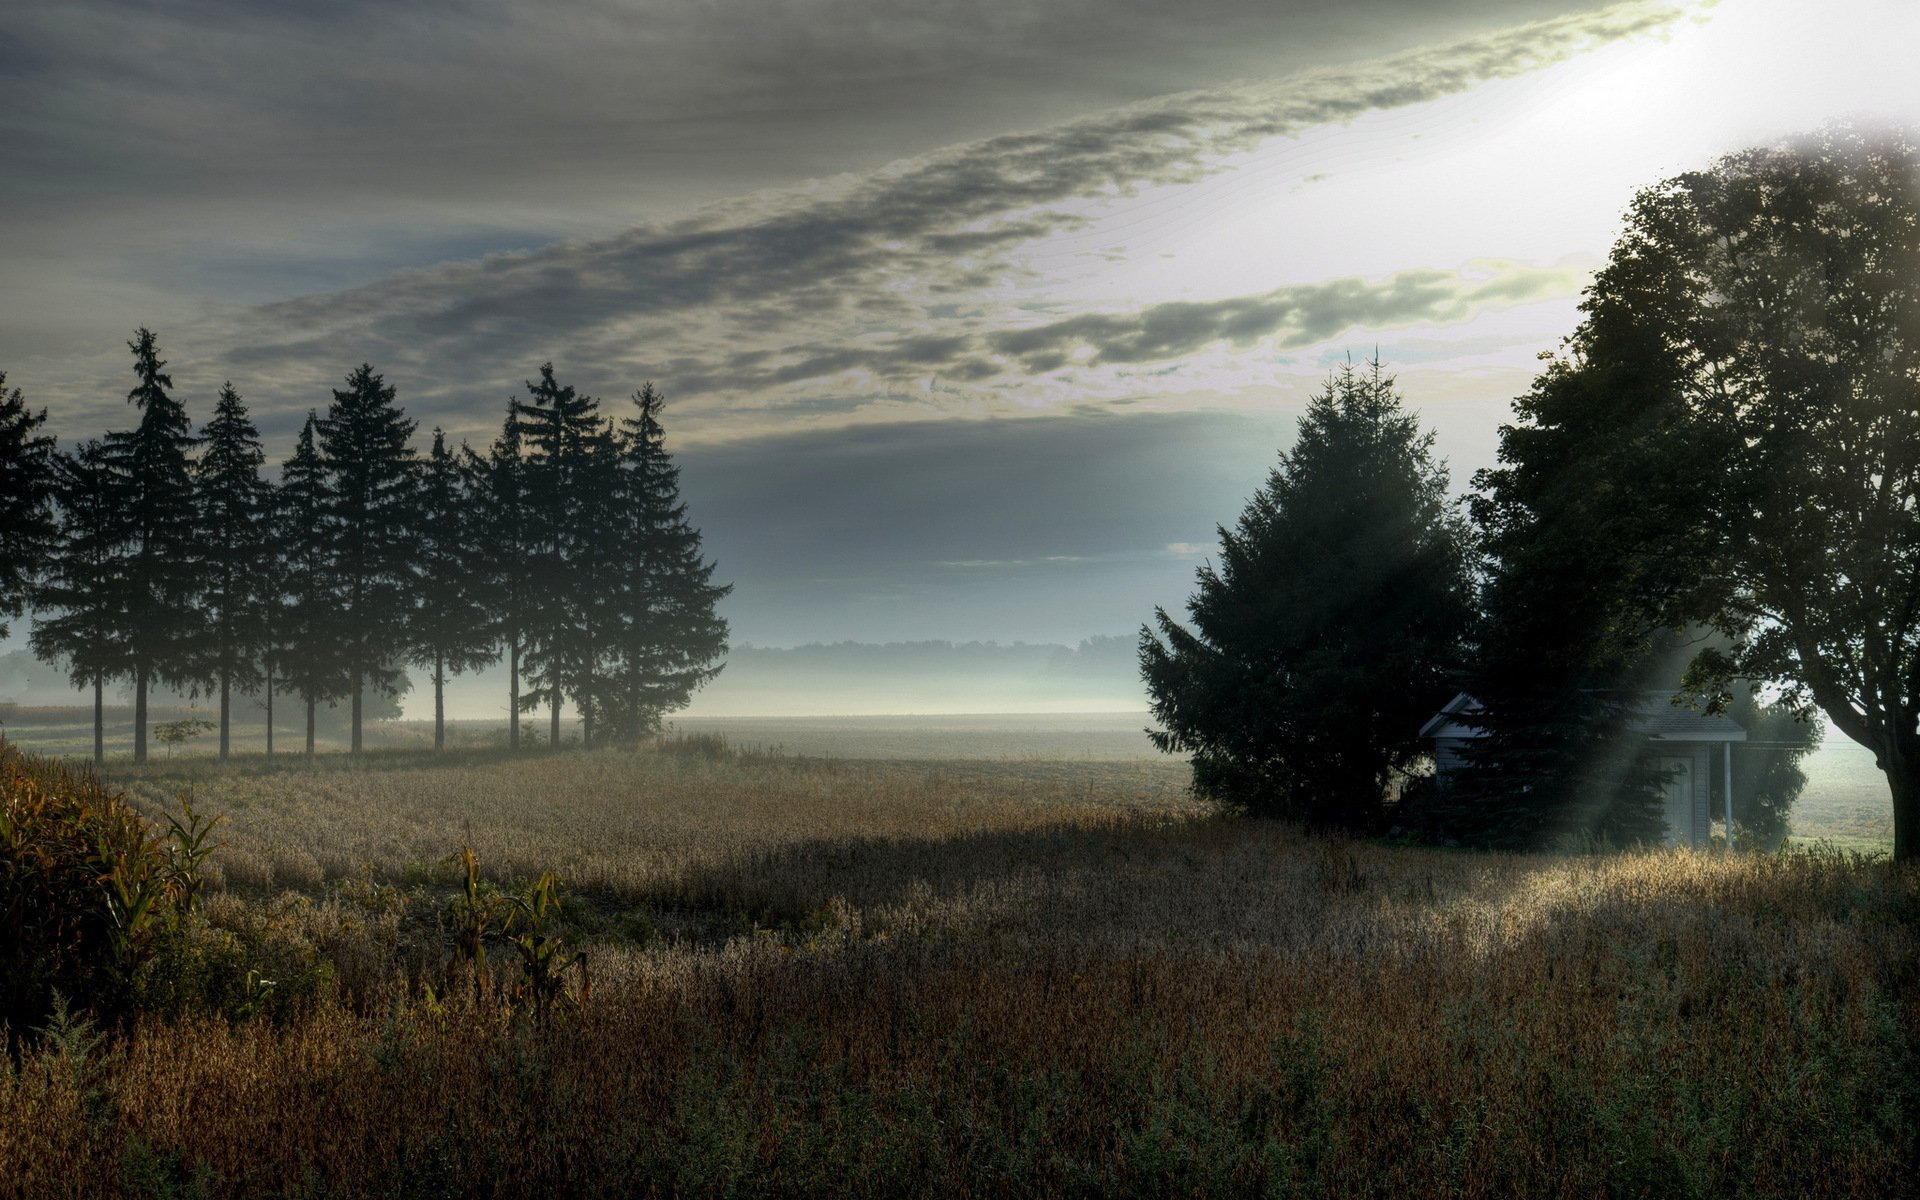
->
[0,329,730,764]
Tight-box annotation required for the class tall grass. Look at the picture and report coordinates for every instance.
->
[1,744,1914,1197]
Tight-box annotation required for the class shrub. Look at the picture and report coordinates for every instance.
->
[0,740,224,1036]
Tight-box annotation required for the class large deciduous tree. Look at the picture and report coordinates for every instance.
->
[0,371,58,640]
[102,328,201,764]
[1140,360,1474,831]
[317,365,418,755]
[1511,124,1920,860]
[194,382,270,759]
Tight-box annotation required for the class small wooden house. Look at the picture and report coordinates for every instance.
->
[1419,692,1747,848]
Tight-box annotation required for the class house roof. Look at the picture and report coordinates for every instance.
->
[1421,691,1747,743]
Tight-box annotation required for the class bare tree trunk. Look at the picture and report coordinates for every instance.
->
[549,686,561,751]
[92,675,103,766]
[351,669,363,755]
[1889,759,1919,863]
[434,652,445,751]
[509,637,520,751]
[133,666,148,765]
[219,669,231,760]
[306,695,316,756]
[265,667,275,758]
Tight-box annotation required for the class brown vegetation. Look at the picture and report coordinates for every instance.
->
[1,741,1915,1197]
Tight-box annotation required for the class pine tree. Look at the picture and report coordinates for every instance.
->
[512,364,604,749]
[571,423,627,747]
[469,408,533,750]
[277,413,343,755]
[29,441,121,764]
[408,430,499,750]
[101,328,202,764]
[1140,360,1473,831]
[317,366,418,755]
[605,383,730,742]
[194,382,270,759]
[0,371,58,641]
[255,473,289,757]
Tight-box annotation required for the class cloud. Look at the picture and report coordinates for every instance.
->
[44,0,1671,443]
[682,260,1585,392]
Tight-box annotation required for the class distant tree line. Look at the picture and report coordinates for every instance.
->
[0,334,729,764]
[1146,124,1908,857]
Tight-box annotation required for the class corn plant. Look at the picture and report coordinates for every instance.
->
[502,871,587,1028]
[446,845,498,1007]
[158,795,223,917]
[89,798,171,998]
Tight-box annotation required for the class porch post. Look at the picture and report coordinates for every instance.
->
[1723,741,1734,852]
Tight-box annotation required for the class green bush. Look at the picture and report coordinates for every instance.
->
[0,739,226,1037]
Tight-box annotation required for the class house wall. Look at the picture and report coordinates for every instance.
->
[1433,737,1470,776]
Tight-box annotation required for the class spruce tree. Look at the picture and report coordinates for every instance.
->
[317,365,418,754]
[1140,360,1473,831]
[278,413,342,754]
[607,383,731,742]
[102,328,201,764]
[194,382,270,759]
[512,364,603,749]
[0,371,58,640]
[29,441,121,764]
[408,429,499,750]
[469,408,533,750]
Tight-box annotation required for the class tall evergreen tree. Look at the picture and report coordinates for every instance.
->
[317,365,418,754]
[512,364,604,749]
[278,413,343,754]
[29,441,121,764]
[605,383,731,742]
[194,382,270,759]
[1440,330,1722,850]
[0,371,58,640]
[408,430,499,750]
[101,328,201,764]
[255,472,289,757]
[469,408,533,750]
[1140,361,1474,831]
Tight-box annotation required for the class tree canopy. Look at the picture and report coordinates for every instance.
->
[0,371,57,641]
[1462,123,1920,860]
[1140,360,1473,831]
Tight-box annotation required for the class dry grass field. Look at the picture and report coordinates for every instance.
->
[2,740,1916,1198]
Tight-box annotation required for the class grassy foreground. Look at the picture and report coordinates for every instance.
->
[3,744,1916,1198]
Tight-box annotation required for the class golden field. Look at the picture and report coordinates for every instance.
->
[2,740,1915,1198]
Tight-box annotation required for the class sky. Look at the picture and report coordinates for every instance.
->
[4,0,1919,687]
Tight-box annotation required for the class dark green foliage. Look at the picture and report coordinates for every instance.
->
[29,440,121,763]
[467,407,534,751]
[603,383,731,743]
[275,413,344,754]
[101,328,203,765]
[0,370,58,640]
[1140,360,1473,830]
[1512,123,1920,860]
[1714,687,1822,851]
[408,430,499,750]
[512,363,610,747]
[192,383,270,759]
[317,365,419,754]
[1441,316,1723,849]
